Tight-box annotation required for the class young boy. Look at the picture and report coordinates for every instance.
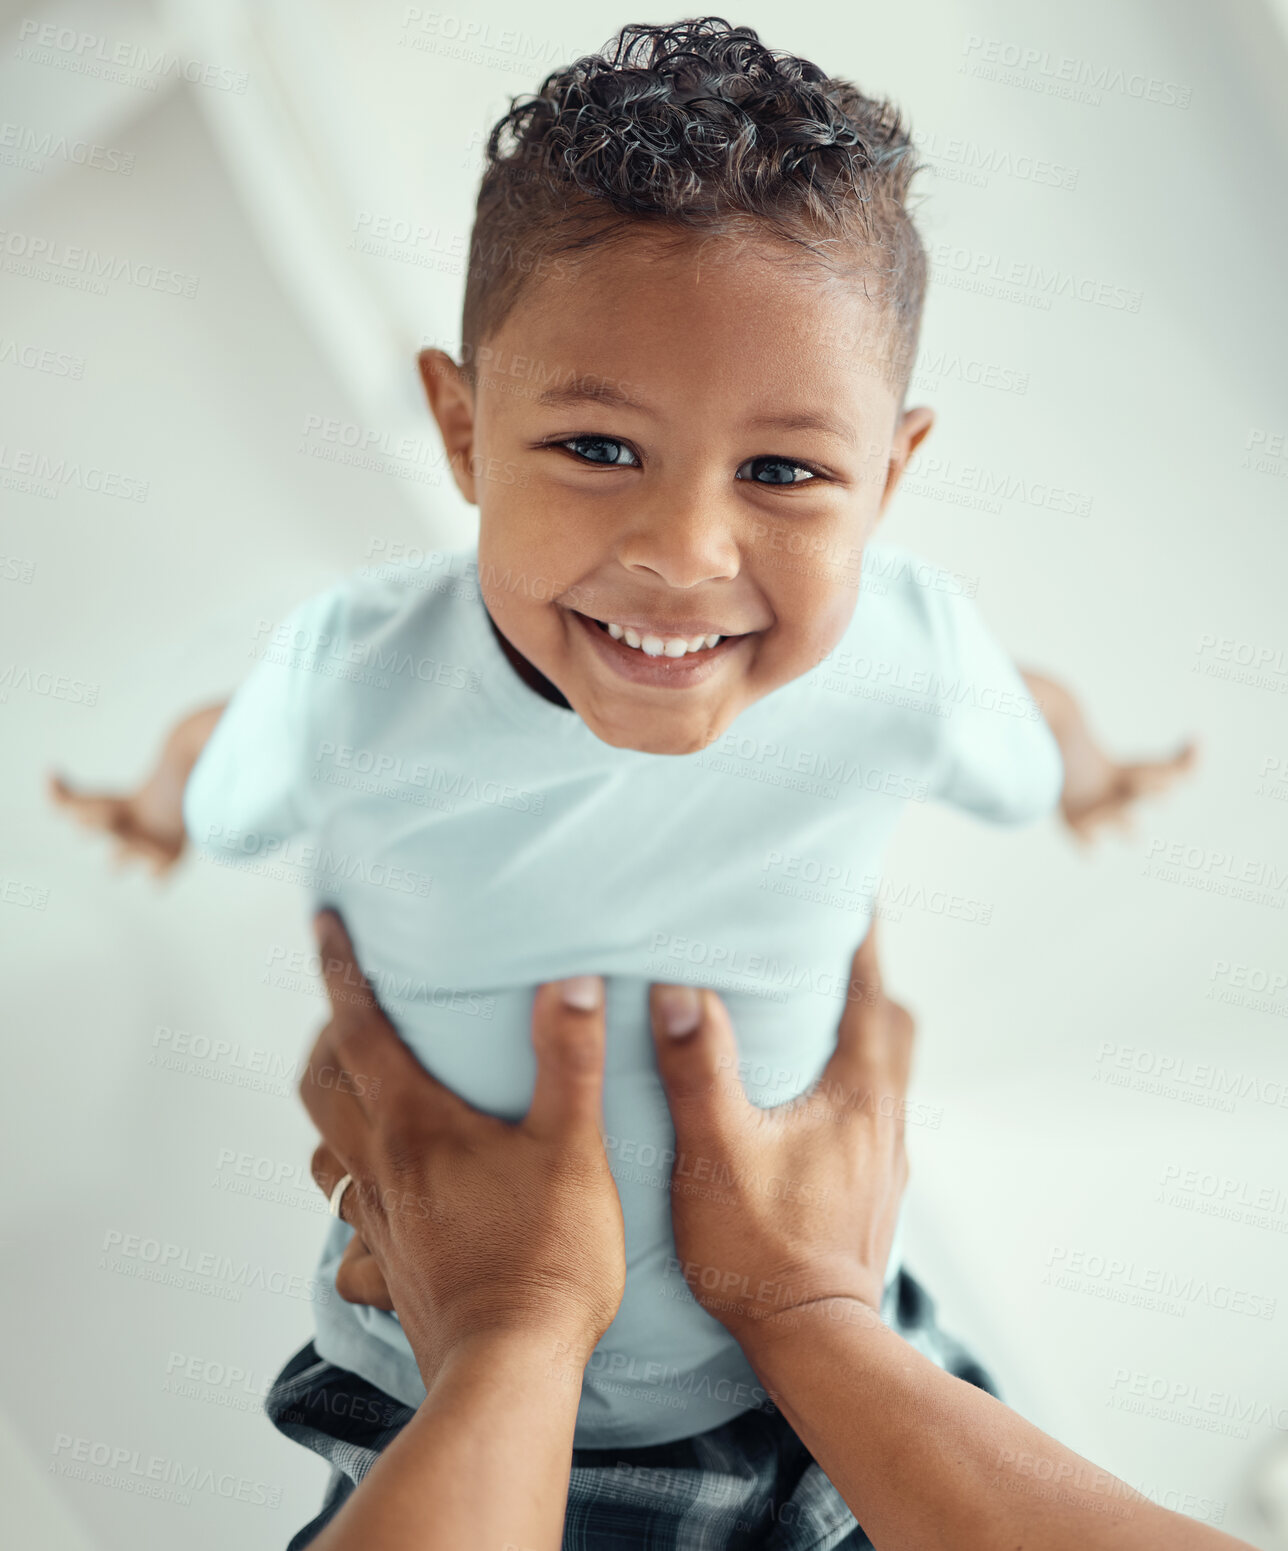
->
[54,18,1194,1546]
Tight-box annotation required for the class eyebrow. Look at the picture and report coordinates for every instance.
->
[536,381,654,414]
[743,409,856,443]
[537,382,855,443]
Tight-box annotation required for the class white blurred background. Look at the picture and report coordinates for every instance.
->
[2,0,1287,1546]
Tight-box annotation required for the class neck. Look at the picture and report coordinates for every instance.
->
[488,614,572,711]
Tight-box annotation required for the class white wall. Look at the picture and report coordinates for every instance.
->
[2,1,1286,1546]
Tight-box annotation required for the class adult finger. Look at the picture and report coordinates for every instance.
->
[849,917,883,1003]
[525,977,609,1139]
[334,1235,396,1310]
[314,908,384,1026]
[881,996,916,1096]
[298,1020,377,1174]
[310,1142,363,1230]
[298,1015,375,1147]
[302,910,492,1155]
[310,910,446,1111]
[298,911,398,1141]
[821,921,908,1097]
[648,985,750,1138]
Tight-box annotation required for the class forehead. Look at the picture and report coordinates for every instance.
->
[480,227,903,420]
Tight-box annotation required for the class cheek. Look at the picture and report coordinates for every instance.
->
[478,511,552,587]
[480,496,587,586]
[476,533,543,640]
[766,576,859,668]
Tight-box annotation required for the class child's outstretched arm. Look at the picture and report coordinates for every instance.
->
[1020,670,1196,842]
[49,701,226,874]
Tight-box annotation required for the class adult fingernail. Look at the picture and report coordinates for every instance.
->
[559,975,603,1011]
[655,985,701,1038]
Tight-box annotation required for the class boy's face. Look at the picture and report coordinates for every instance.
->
[422,230,932,755]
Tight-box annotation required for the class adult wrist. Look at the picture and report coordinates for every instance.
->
[733,1294,886,1374]
[417,1318,601,1399]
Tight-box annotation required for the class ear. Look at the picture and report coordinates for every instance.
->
[878,404,934,517]
[418,348,478,505]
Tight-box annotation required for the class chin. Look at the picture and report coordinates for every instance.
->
[637,729,711,756]
[583,708,718,757]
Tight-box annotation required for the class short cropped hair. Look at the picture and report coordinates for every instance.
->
[459,16,926,394]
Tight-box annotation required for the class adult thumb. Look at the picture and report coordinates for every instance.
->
[648,985,748,1138]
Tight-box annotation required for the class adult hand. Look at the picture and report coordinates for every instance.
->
[647,922,912,1343]
[294,916,1255,1551]
[332,1232,394,1311]
[648,929,1255,1551]
[300,909,626,1389]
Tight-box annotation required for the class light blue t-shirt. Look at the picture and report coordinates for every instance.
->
[185,541,1061,1447]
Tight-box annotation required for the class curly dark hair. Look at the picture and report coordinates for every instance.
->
[459,17,926,393]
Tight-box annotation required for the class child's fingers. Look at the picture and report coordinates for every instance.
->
[1173,738,1199,771]
[526,978,609,1139]
[49,778,126,832]
[48,772,85,807]
[1067,815,1094,846]
[648,985,748,1136]
[1125,751,1195,797]
[49,776,111,819]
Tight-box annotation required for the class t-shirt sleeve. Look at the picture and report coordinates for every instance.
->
[183,584,344,859]
[926,589,1064,824]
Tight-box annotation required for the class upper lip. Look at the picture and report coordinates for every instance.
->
[571,607,751,638]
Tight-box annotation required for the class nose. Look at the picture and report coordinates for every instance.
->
[614,495,741,589]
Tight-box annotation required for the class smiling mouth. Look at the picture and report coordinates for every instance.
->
[573,611,746,659]
[567,607,755,686]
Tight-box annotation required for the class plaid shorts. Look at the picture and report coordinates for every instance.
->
[267,1270,996,1550]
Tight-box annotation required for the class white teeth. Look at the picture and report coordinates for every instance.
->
[597,619,726,657]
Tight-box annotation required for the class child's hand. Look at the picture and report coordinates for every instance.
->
[48,701,224,876]
[1059,739,1198,842]
[647,924,911,1345]
[1022,671,1198,843]
[48,773,187,875]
